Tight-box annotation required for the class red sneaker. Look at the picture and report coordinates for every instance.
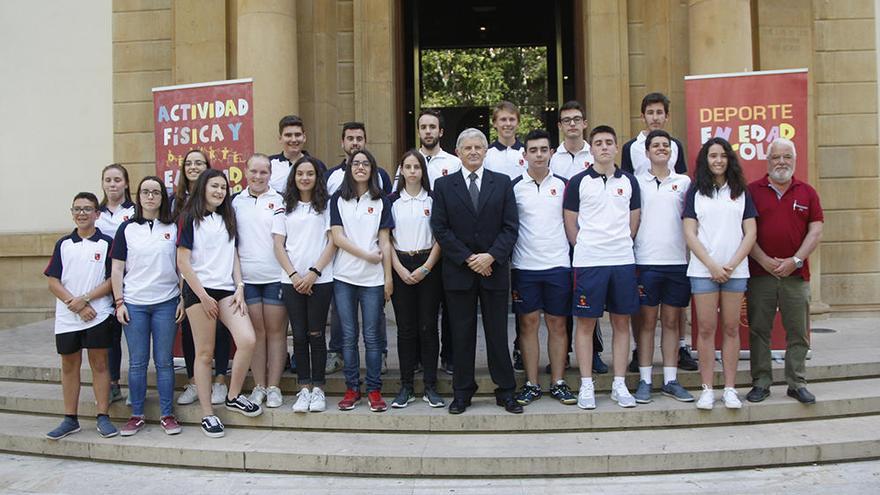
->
[368,390,387,412]
[120,416,145,437]
[160,415,182,435]
[338,388,361,410]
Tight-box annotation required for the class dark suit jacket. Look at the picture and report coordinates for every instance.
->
[430,167,519,291]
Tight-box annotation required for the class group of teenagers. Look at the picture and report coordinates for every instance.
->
[43,92,823,440]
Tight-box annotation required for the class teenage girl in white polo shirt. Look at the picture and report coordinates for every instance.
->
[388,150,444,409]
[111,176,184,436]
[172,150,232,407]
[273,156,337,413]
[232,154,287,409]
[683,137,757,411]
[330,149,394,413]
[177,169,262,437]
[96,164,135,404]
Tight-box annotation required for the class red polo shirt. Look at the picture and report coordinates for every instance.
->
[748,175,823,280]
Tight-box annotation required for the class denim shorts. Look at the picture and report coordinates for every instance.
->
[689,277,748,294]
[244,282,284,306]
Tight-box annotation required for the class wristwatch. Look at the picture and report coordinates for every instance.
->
[792,256,804,268]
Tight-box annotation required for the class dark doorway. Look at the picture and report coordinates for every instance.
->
[401,0,577,152]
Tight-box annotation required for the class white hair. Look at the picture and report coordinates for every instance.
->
[455,128,488,150]
[768,138,796,159]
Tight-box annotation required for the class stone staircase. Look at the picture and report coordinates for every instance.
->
[0,316,878,476]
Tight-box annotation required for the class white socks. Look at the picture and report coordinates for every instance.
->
[612,376,626,388]
[663,366,677,385]
[639,366,652,384]
[679,338,687,349]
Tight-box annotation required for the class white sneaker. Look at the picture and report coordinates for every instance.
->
[309,387,326,412]
[611,383,637,408]
[265,386,283,408]
[249,385,267,406]
[177,383,198,405]
[723,387,742,409]
[292,388,311,413]
[211,383,228,405]
[696,384,715,410]
[577,379,596,410]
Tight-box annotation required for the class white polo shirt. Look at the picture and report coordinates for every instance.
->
[549,141,594,180]
[111,219,180,305]
[232,187,284,284]
[326,162,393,197]
[178,213,236,290]
[511,171,571,271]
[389,189,434,252]
[391,149,463,190]
[96,200,136,240]
[44,229,114,335]
[634,171,691,266]
[268,152,327,193]
[563,166,641,268]
[329,191,394,287]
[484,139,527,179]
[272,202,334,285]
[683,183,758,279]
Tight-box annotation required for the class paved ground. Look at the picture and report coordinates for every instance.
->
[0,453,878,494]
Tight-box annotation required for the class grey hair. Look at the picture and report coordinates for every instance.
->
[768,138,796,159]
[456,128,488,150]
[246,152,271,169]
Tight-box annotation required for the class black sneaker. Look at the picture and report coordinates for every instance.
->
[544,354,572,374]
[515,383,542,405]
[225,394,263,417]
[201,415,225,438]
[549,381,578,405]
[513,350,524,373]
[391,386,415,408]
[628,349,639,373]
[423,387,446,408]
[678,346,698,371]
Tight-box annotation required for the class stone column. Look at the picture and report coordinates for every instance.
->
[172,0,227,84]
[581,0,631,135]
[235,0,298,155]
[688,0,753,75]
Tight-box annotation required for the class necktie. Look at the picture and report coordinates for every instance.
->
[468,172,479,210]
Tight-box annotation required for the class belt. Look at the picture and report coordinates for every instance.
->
[396,248,432,257]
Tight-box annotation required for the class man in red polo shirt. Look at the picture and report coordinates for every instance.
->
[745,138,823,404]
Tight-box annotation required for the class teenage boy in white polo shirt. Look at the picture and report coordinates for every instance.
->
[511,130,577,406]
[268,115,327,194]
[548,100,607,375]
[44,192,119,440]
[631,130,694,404]
[563,125,641,409]
[621,93,697,374]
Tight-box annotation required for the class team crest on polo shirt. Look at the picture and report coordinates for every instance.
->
[123,215,130,221]
[518,158,525,166]
[616,188,624,196]
[550,188,557,196]
[367,207,374,214]
[442,169,448,176]
[94,252,102,261]
[164,232,171,240]
[584,160,590,168]
[424,208,430,216]
[671,184,678,191]
[267,203,275,210]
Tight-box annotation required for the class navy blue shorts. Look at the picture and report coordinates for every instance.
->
[637,265,690,307]
[244,282,284,306]
[511,267,572,316]
[572,265,639,318]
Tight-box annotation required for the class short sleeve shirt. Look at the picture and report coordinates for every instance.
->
[484,140,527,179]
[549,141,594,180]
[178,213,236,290]
[634,171,691,265]
[389,189,435,252]
[511,172,571,270]
[111,219,180,305]
[96,200,136,240]
[683,184,758,279]
[271,201,334,284]
[329,191,394,286]
[232,187,285,284]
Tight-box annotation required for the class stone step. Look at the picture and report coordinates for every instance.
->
[2,358,878,396]
[1,378,877,433]
[1,411,878,476]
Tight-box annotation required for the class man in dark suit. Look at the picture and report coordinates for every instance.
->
[430,128,522,414]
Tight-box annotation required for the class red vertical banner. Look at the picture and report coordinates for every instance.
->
[152,79,254,194]
[684,69,809,354]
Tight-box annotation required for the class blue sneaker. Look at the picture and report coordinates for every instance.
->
[592,351,609,374]
[46,417,80,440]
[96,415,119,438]
[634,380,653,404]
[662,380,695,402]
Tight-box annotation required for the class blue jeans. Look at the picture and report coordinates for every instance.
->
[122,298,178,417]
[334,280,386,392]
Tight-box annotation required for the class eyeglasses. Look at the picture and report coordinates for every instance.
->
[184,160,207,168]
[559,117,583,125]
[140,189,163,198]
[70,207,96,214]
[350,161,371,169]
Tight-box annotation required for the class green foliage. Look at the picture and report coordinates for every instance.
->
[421,46,548,140]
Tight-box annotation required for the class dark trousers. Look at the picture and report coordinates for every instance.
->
[446,282,516,400]
[283,283,333,386]
[109,318,123,381]
[181,317,231,379]
[439,265,453,364]
[391,251,442,388]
